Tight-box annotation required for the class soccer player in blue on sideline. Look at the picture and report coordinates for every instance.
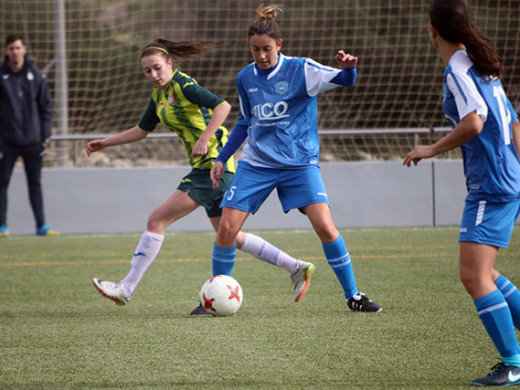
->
[404,0,520,386]
[86,38,315,313]
[209,5,382,313]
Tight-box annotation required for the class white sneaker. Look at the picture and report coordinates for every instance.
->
[92,278,131,306]
[290,261,315,302]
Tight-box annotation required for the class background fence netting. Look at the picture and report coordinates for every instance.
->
[1,0,519,167]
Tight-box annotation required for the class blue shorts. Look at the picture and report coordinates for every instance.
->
[220,161,330,214]
[459,199,520,248]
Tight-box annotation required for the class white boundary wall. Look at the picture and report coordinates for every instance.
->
[6,160,478,235]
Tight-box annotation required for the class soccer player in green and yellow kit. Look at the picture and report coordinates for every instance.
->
[87,38,315,313]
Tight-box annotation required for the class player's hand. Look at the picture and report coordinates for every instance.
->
[210,161,224,190]
[403,145,436,167]
[335,50,358,68]
[190,138,208,158]
[86,139,105,157]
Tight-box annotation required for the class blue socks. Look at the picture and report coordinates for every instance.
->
[322,234,357,299]
[495,274,520,331]
[474,289,520,365]
[212,243,237,276]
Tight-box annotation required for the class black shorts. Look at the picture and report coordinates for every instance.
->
[177,168,234,217]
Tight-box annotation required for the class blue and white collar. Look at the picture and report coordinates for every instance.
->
[253,53,285,80]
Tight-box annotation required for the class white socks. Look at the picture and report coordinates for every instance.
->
[120,231,164,296]
[240,233,300,275]
[119,232,299,297]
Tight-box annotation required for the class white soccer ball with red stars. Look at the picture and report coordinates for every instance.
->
[199,275,243,317]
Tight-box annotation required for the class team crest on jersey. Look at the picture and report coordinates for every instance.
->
[274,81,289,95]
[168,94,175,105]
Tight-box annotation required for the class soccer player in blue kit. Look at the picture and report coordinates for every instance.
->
[404,0,520,386]
[209,5,382,313]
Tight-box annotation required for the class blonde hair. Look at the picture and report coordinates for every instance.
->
[248,4,283,39]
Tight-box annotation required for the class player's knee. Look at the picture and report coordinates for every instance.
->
[459,271,488,298]
[146,212,166,234]
[217,219,240,242]
[314,225,339,243]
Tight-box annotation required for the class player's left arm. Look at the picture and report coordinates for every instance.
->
[305,55,357,95]
[191,101,231,158]
[37,72,53,146]
[329,50,358,87]
[181,81,231,158]
[335,50,358,69]
[512,118,520,158]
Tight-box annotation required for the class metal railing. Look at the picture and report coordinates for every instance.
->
[45,127,455,168]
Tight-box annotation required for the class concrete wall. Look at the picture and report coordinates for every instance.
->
[6,160,470,235]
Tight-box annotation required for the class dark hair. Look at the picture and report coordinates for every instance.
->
[5,34,24,47]
[429,0,501,78]
[140,38,218,61]
[248,4,282,40]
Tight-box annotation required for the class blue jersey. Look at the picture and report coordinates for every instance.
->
[443,49,520,202]
[236,54,354,168]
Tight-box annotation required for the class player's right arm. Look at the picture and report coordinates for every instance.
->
[403,111,483,167]
[87,98,158,157]
[86,126,148,156]
[210,75,251,189]
[210,123,248,189]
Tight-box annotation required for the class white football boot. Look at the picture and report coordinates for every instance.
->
[92,278,131,306]
[291,261,315,302]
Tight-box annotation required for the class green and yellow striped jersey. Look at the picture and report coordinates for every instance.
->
[138,70,234,172]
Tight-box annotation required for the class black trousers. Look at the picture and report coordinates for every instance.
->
[0,142,45,228]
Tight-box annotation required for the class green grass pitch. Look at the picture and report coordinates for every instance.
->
[1,227,519,389]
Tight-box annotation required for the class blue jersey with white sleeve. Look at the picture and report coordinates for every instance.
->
[443,49,520,202]
[236,53,355,168]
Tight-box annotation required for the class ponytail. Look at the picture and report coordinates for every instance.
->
[248,4,283,40]
[141,38,218,61]
[430,0,501,78]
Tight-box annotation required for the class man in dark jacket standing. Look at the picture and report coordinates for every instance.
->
[0,34,58,237]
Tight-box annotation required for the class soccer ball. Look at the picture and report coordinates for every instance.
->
[199,275,243,317]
